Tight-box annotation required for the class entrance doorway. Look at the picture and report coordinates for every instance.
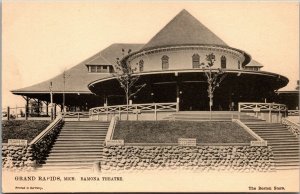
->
[180,82,209,111]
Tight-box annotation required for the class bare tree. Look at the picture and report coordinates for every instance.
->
[200,53,227,120]
[113,49,146,119]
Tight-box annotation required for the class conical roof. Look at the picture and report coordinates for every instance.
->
[142,9,228,50]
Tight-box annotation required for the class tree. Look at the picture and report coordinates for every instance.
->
[113,49,146,120]
[200,53,227,120]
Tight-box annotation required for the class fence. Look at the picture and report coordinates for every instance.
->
[2,105,60,121]
[62,111,90,121]
[89,102,178,121]
[288,110,299,116]
[238,102,287,123]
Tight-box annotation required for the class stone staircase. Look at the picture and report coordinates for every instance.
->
[39,121,109,172]
[243,121,300,170]
[164,111,264,122]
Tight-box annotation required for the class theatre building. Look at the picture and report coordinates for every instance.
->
[12,10,297,118]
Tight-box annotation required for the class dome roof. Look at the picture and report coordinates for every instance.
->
[141,9,228,51]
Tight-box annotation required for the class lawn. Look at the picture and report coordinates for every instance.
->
[113,121,256,143]
[2,120,51,143]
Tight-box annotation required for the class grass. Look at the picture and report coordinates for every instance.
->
[113,121,256,143]
[2,120,51,143]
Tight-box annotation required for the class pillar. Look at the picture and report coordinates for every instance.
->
[25,97,29,120]
[7,106,10,121]
[37,99,41,116]
[54,104,57,119]
[176,76,180,112]
[46,101,49,116]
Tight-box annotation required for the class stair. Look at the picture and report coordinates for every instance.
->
[243,121,300,170]
[164,111,264,122]
[38,121,109,172]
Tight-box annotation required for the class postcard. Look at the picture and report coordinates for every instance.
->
[2,1,299,193]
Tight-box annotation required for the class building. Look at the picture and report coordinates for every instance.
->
[12,10,293,114]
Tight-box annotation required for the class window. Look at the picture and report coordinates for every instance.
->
[221,56,226,68]
[87,65,112,73]
[139,60,144,72]
[161,55,169,70]
[192,54,200,68]
[238,61,240,69]
[90,66,97,72]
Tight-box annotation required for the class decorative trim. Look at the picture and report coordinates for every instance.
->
[129,45,245,62]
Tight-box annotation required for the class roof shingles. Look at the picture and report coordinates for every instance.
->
[12,43,143,94]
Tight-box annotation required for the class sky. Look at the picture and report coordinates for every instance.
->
[2,1,299,108]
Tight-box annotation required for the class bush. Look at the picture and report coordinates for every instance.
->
[2,120,51,143]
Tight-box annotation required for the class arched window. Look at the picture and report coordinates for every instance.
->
[192,54,200,68]
[221,56,226,68]
[139,60,144,72]
[161,55,169,70]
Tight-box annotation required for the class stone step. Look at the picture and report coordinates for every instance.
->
[63,126,109,128]
[58,135,106,137]
[64,121,109,124]
[258,136,296,139]
[252,130,289,132]
[37,167,93,172]
[60,129,108,131]
[52,144,104,148]
[273,150,300,154]
[45,158,100,163]
[275,166,300,170]
[173,118,232,122]
[268,142,300,146]
[53,142,104,146]
[246,125,286,127]
[55,138,105,141]
[47,155,101,159]
[54,141,103,146]
[59,132,107,135]
[43,162,96,167]
[59,131,107,133]
[56,138,105,141]
[49,152,102,156]
[50,148,103,152]
[271,146,299,150]
[61,128,108,131]
[274,160,300,166]
[273,155,300,160]
[260,137,297,140]
[254,132,294,135]
[173,116,232,119]
[249,127,288,130]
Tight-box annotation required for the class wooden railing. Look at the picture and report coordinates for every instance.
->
[238,102,287,123]
[89,102,178,120]
[62,111,90,121]
[239,102,287,112]
[288,110,299,116]
[282,118,300,137]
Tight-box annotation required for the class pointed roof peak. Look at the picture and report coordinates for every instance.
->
[141,9,228,50]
